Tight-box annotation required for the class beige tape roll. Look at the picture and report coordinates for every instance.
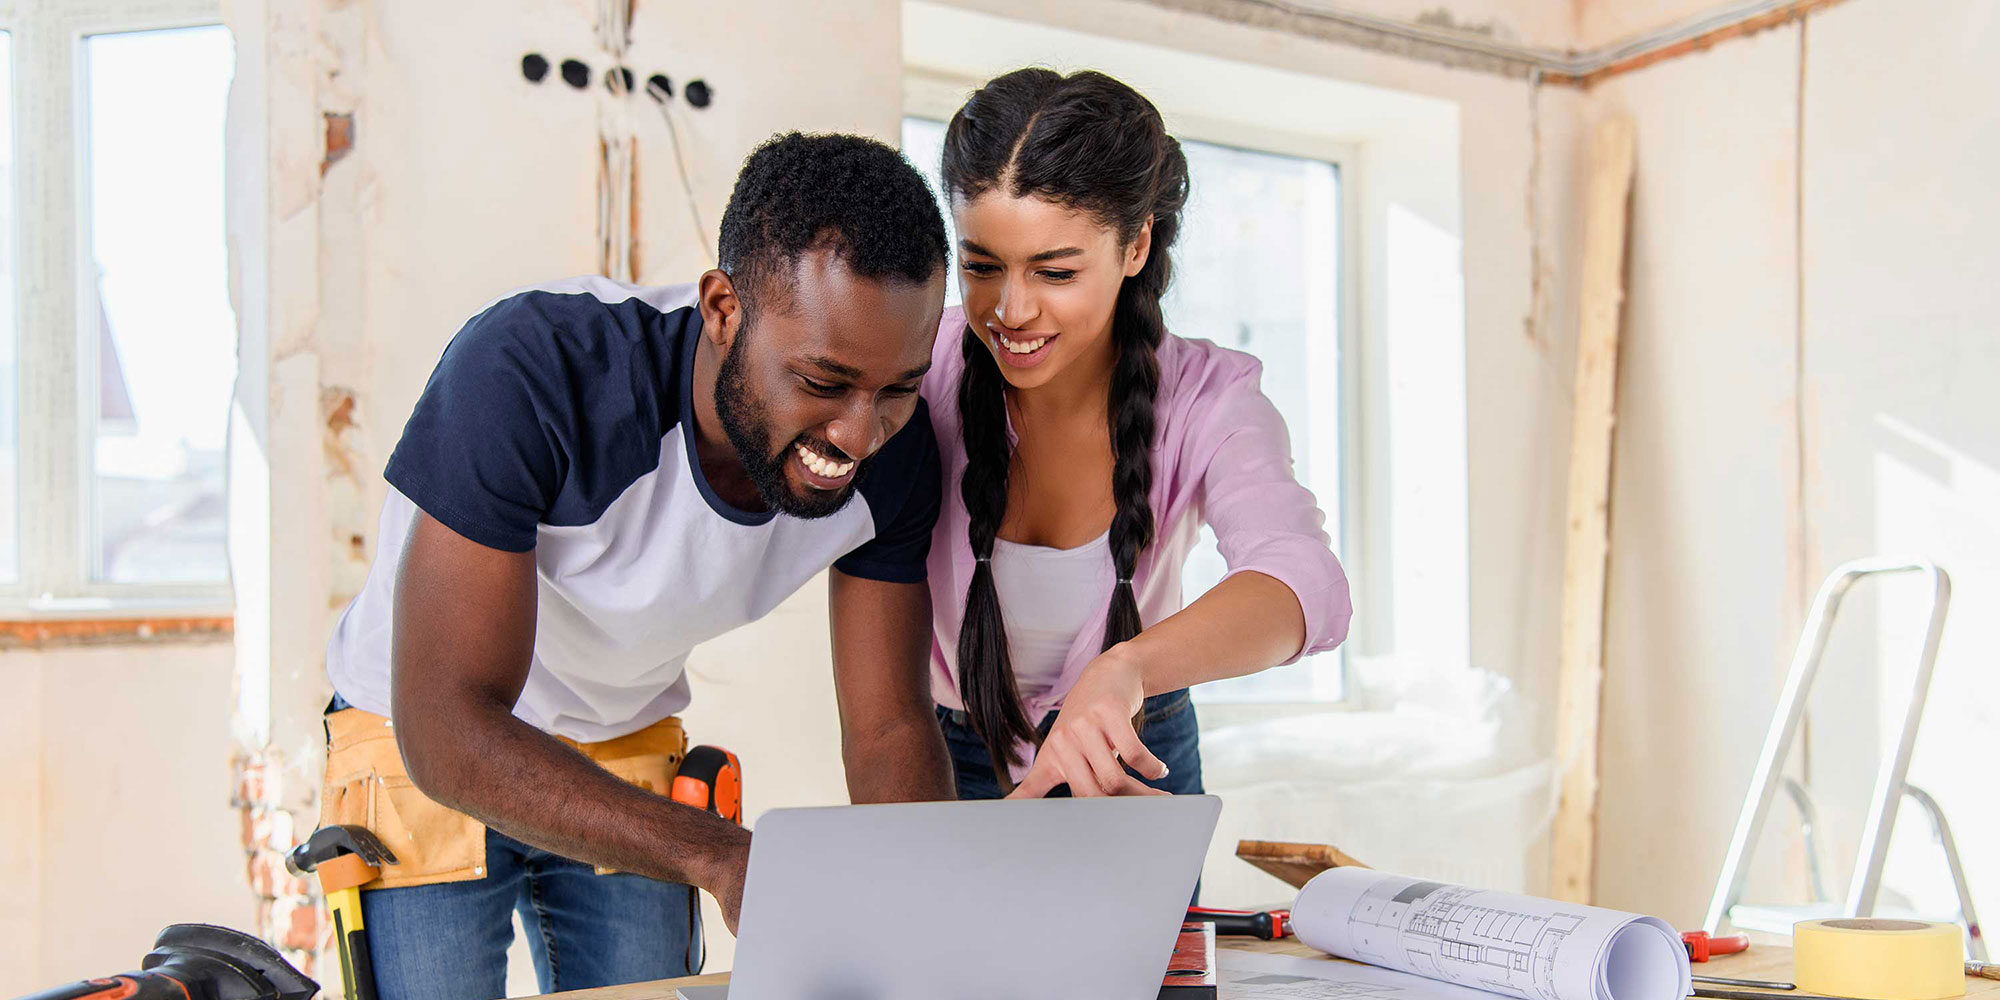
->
[1794,918,1965,1000]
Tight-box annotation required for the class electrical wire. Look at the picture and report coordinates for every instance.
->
[652,99,715,267]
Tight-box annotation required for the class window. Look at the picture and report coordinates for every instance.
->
[82,25,235,585]
[0,30,17,586]
[902,116,1349,701]
[3,1,233,614]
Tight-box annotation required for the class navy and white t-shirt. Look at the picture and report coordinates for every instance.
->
[325,277,941,742]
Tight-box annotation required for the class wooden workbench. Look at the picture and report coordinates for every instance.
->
[537,937,2000,999]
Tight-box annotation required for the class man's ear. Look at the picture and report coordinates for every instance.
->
[697,269,743,352]
[1123,217,1155,277]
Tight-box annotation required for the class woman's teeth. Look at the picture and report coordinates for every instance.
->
[795,442,855,479]
[997,332,1051,354]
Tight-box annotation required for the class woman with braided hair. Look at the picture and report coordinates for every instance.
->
[922,67,1353,801]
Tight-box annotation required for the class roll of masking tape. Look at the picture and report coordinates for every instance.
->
[1794,918,1965,1000]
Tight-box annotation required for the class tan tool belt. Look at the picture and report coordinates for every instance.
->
[317,706,688,889]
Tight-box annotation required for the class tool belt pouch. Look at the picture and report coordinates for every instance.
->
[318,707,689,887]
[320,707,487,890]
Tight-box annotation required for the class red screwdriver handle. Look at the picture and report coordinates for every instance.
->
[1683,931,1750,962]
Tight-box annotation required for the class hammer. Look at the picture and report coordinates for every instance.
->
[286,826,397,1000]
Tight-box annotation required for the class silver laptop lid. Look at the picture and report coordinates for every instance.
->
[724,796,1221,1000]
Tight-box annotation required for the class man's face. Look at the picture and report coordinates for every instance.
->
[715,248,945,518]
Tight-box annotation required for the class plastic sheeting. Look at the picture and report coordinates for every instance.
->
[1197,657,1556,906]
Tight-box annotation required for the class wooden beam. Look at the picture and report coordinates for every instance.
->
[1551,115,1636,905]
[1235,840,1370,889]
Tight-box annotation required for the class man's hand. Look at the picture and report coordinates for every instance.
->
[828,571,954,803]
[1007,645,1169,799]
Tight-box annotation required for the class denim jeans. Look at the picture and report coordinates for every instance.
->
[359,826,701,1000]
[935,688,1206,800]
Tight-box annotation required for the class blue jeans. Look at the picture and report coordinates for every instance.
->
[935,688,1206,800]
[359,821,700,1000]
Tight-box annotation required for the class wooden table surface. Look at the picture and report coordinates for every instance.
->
[537,937,2000,1000]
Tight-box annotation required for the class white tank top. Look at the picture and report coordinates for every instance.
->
[989,531,1114,702]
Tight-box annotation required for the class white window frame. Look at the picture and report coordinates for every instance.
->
[2,0,231,618]
[903,71,1369,709]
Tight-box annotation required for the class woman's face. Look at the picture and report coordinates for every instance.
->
[951,190,1151,392]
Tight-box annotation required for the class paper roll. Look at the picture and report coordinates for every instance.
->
[1794,918,1965,1000]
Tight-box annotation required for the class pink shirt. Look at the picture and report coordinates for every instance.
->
[922,307,1354,733]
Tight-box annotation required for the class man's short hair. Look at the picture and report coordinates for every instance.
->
[717,132,949,312]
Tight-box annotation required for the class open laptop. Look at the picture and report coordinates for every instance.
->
[679,795,1221,1000]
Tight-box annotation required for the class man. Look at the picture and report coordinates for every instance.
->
[317,132,956,1000]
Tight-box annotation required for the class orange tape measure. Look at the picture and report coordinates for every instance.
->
[671,745,742,825]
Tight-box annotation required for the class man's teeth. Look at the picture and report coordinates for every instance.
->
[998,332,1050,355]
[794,443,855,479]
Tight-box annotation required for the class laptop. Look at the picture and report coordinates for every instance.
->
[679,795,1221,1000]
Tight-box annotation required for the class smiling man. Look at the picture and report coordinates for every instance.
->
[316,133,954,1000]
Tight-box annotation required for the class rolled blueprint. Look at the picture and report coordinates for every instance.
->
[1292,868,1692,1000]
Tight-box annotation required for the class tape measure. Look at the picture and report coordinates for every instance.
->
[1794,918,1965,1000]
[671,745,742,825]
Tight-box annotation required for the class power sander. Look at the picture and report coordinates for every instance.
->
[15,924,317,1000]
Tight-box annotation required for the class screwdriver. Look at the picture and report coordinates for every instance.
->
[1682,930,1750,962]
[1186,906,1291,940]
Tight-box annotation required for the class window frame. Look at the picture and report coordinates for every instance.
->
[903,71,1368,706]
[2,0,231,618]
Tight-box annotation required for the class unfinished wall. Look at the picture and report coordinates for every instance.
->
[1590,21,1804,925]
[1794,0,1999,931]
[1573,0,1729,50]
[1256,0,1578,49]
[1592,0,2000,930]
[0,641,251,995]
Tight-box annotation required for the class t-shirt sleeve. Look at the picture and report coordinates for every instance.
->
[833,401,943,584]
[383,301,566,552]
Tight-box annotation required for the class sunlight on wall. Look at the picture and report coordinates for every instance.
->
[1384,202,1468,663]
[1868,414,2000,925]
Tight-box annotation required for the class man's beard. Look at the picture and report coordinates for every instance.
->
[713,330,863,520]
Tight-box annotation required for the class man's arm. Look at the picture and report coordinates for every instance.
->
[390,510,753,929]
[827,570,954,803]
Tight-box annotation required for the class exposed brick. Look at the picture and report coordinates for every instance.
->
[249,851,303,899]
[235,759,267,807]
[272,897,329,953]
[322,112,354,175]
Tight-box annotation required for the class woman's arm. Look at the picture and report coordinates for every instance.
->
[1005,572,1304,798]
[1112,568,1307,693]
[1009,357,1350,799]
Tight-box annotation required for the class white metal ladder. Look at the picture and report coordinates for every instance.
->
[1702,558,1986,960]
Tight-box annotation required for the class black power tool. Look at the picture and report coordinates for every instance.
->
[16,924,318,1000]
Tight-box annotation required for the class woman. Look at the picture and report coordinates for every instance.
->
[923,67,1353,801]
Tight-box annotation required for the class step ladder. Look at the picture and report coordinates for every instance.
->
[1702,558,1985,960]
